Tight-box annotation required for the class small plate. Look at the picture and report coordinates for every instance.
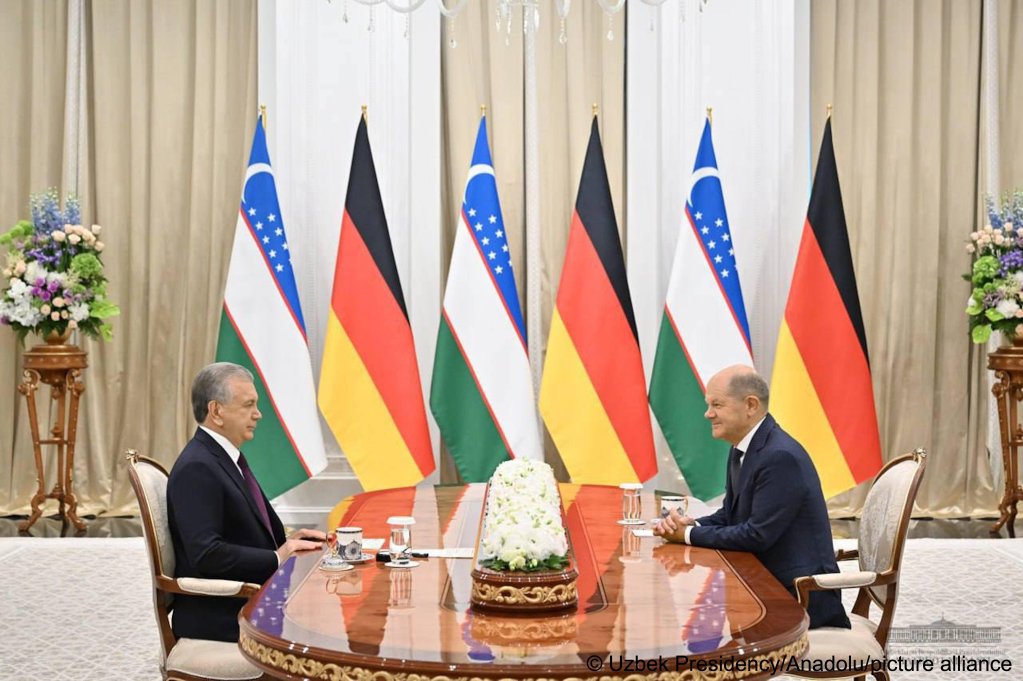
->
[616,519,646,526]
[344,553,374,564]
[384,560,420,569]
[318,559,355,572]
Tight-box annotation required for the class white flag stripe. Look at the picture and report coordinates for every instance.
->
[443,215,543,461]
[225,212,327,472]
[665,217,753,385]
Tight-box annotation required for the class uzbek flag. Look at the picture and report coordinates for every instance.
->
[430,115,542,481]
[539,117,657,484]
[649,118,753,500]
[318,114,436,491]
[215,114,327,498]
[771,117,882,498]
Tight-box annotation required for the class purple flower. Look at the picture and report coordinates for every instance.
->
[985,291,1004,307]
[39,291,51,302]
[1001,250,1023,277]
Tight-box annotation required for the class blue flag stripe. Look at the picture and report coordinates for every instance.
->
[462,117,527,344]
[241,115,306,333]
[685,120,751,345]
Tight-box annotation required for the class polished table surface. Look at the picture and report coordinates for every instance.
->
[239,484,808,680]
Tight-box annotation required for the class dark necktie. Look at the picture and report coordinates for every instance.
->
[238,453,272,532]
[729,447,743,486]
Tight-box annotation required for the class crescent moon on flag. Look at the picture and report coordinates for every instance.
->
[241,163,274,203]
[687,166,720,207]
[463,164,496,202]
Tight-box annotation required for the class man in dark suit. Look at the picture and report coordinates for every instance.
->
[167,362,325,642]
[654,365,850,630]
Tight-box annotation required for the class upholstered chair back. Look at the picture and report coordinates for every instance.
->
[126,452,177,660]
[857,453,924,605]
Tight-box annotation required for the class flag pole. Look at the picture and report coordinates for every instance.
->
[362,104,368,124]
[260,104,267,131]
[592,102,599,118]
[481,104,486,118]
[706,107,713,126]
[826,103,833,119]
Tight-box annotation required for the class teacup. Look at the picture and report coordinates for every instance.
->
[660,495,688,518]
[335,526,363,561]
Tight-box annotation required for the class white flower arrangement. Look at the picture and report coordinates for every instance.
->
[478,459,569,572]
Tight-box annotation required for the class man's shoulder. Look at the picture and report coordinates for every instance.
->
[169,432,220,479]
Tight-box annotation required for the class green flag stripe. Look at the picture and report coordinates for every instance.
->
[648,314,729,500]
[430,318,509,482]
[215,313,309,498]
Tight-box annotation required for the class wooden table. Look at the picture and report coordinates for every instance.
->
[239,484,808,680]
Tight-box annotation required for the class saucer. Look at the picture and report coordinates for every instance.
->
[318,558,355,572]
[616,519,646,526]
[384,560,420,569]
[343,553,374,564]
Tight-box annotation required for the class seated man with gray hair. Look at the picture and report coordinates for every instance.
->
[654,364,850,630]
[167,362,325,642]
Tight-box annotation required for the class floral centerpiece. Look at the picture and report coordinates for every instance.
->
[0,190,119,343]
[966,191,1023,344]
[479,459,569,571]
[471,459,577,614]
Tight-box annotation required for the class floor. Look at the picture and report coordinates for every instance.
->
[1,516,1019,680]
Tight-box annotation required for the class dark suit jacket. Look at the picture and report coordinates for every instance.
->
[689,414,850,629]
[166,427,286,642]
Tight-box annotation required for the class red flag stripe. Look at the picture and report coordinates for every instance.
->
[331,210,434,475]
[556,212,657,481]
[783,221,882,482]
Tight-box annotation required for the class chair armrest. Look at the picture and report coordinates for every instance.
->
[159,575,261,598]
[794,570,890,608]
[835,548,859,562]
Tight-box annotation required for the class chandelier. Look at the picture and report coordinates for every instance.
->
[328,0,710,45]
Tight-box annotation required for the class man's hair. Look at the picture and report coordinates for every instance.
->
[191,362,254,422]
[727,370,770,410]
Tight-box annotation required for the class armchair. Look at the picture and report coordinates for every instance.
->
[791,449,927,681]
[125,450,269,681]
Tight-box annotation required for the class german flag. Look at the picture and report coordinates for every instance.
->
[771,117,882,498]
[539,117,657,484]
[318,115,435,490]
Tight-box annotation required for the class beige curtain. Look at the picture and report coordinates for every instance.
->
[1000,1,1023,190]
[0,0,256,517]
[440,3,624,481]
[811,0,998,516]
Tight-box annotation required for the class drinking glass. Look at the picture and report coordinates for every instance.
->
[385,516,418,568]
[618,483,643,525]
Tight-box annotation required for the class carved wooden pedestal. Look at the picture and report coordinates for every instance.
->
[18,339,88,534]
[989,344,1023,537]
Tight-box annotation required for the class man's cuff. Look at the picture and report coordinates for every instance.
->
[684,525,694,544]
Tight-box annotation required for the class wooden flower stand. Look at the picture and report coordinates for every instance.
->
[17,337,88,534]
[989,343,1023,537]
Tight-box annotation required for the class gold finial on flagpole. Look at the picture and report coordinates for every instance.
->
[481,104,487,117]
[260,104,267,131]
[362,104,368,123]
[592,102,599,117]
[826,103,833,119]
[706,107,713,126]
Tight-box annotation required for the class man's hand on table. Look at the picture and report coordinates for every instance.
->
[653,508,696,543]
[276,527,327,562]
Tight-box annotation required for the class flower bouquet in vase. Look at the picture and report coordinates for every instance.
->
[470,459,578,614]
[966,190,1023,346]
[0,190,119,345]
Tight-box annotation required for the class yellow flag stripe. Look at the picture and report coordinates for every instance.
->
[540,311,639,484]
[318,312,426,490]
[771,321,856,498]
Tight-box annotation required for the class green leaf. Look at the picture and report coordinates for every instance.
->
[966,295,983,315]
[972,324,992,344]
[90,299,120,320]
[986,308,1005,322]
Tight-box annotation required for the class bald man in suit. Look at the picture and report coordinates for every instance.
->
[655,365,849,630]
